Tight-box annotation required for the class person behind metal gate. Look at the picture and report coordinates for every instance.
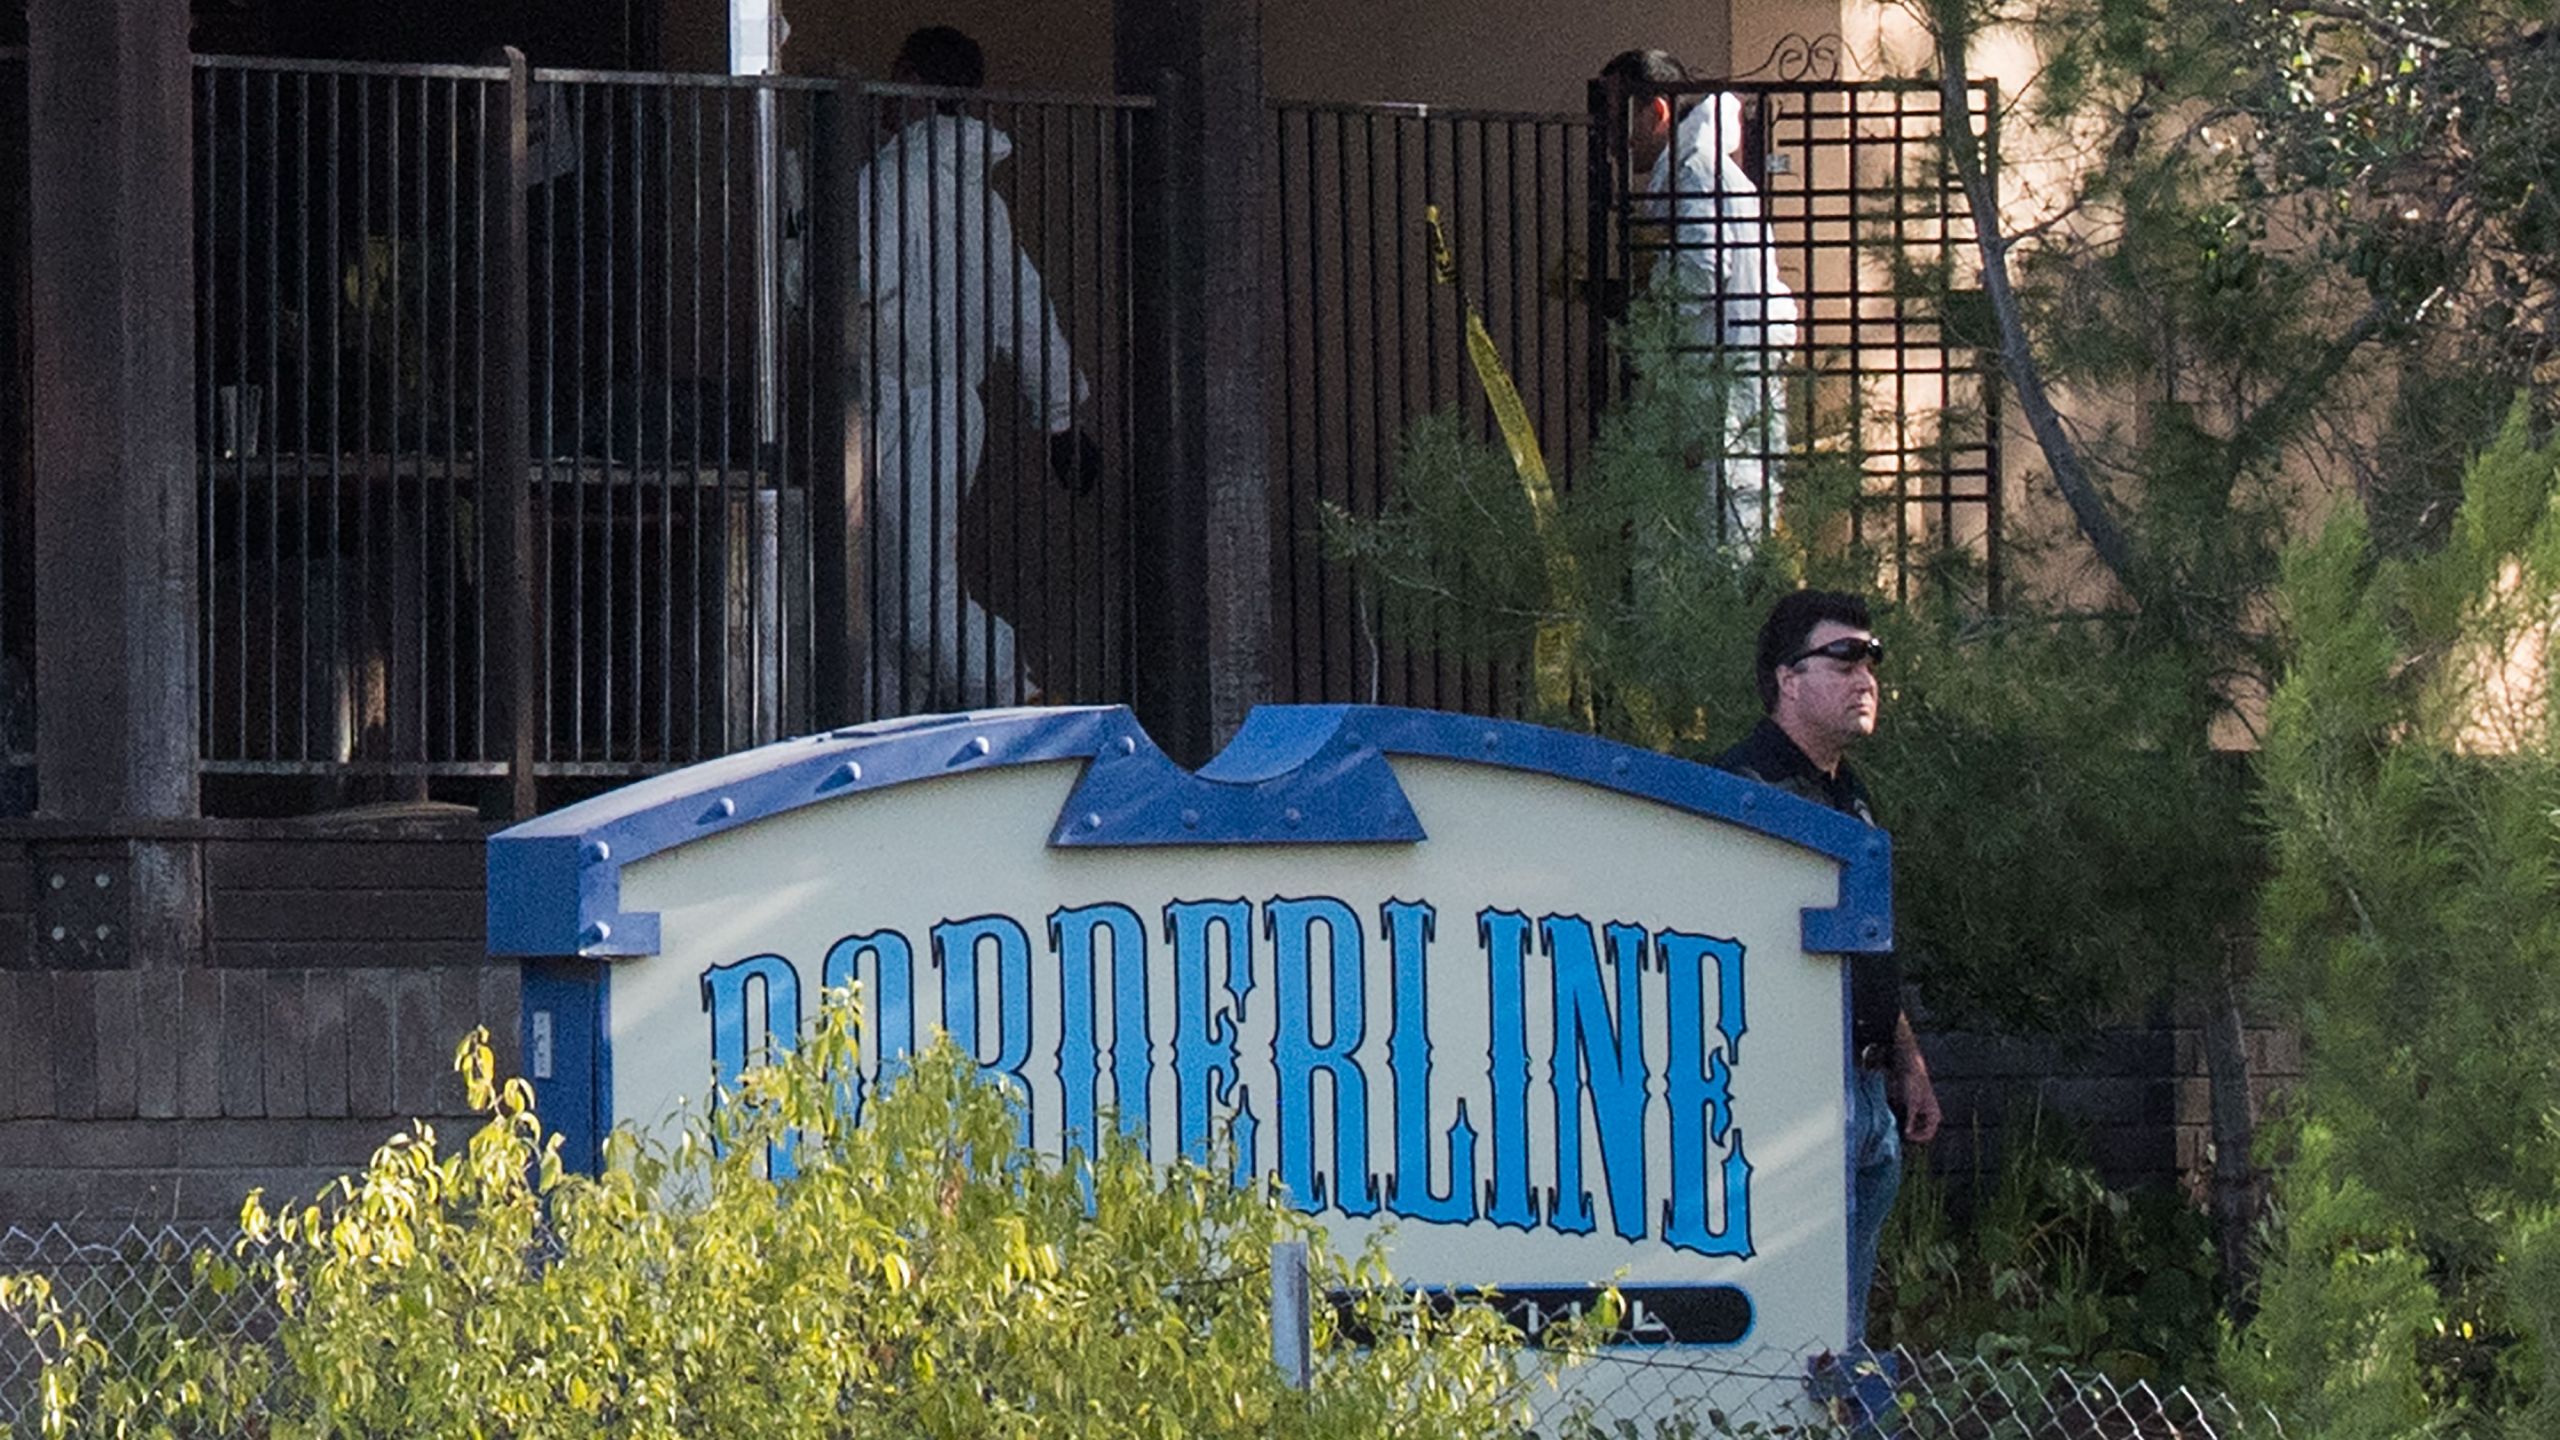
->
[1601,49,1800,551]
[859,25,1104,711]
[1715,589,1939,1341]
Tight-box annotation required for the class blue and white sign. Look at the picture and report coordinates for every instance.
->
[488,705,1889,1356]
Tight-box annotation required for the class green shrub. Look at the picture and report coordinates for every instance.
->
[1877,1106,2223,1386]
[2232,406,2560,1435]
[3,995,1579,1438]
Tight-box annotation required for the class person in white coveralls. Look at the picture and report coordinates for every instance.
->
[859,26,1099,710]
[1603,49,1801,549]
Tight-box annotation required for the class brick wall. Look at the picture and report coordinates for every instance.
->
[0,825,515,1227]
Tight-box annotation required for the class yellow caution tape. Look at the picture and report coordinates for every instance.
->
[1424,205,1578,716]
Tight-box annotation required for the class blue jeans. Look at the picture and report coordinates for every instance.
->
[1848,1065,1903,1344]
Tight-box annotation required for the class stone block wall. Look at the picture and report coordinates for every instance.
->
[0,827,516,1227]
[1922,1018,2304,1204]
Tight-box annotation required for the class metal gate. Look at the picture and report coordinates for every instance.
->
[1269,60,2003,717]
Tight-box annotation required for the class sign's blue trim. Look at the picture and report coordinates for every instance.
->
[485,704,1891,960]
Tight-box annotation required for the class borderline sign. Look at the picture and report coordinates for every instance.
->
[488,704,1888,1354]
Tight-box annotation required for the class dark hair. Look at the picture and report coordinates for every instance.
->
[1598,49,1699,139]
[1599,48,1692,88]
[895,25,985,89]
[1754,589,1873,712]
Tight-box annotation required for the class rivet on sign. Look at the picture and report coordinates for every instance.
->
[585,840,612,864]
[1284,807,1303,826]
[49,926,65,941]
[840,760,864,783]
[1181,809,1201,829]
[94,872,111,889]
[584,920,614,946]
[1084,813,1103,831]
[94,926,110,941]
[1481,731,1500,751]
[47,874,63,890]
[970,736,992,756]
[1118,736,1137,756]
[1612,757,1630,775]
[702,796,736,822]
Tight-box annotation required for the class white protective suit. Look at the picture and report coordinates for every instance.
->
[1643,93,1800,546]
[857,113,1086,709]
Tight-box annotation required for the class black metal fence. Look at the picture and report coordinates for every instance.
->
[1269,75,2004,722]
[192,55,1145,801]
[1592,74,2002,600]
[2,52,1998,804]
[1268,101,1592,713]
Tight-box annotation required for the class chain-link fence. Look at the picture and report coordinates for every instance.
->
[1542,1341,2280,1438]
[3,1223,2277,1438]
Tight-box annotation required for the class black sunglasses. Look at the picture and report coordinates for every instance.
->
[1783,635,1884,668]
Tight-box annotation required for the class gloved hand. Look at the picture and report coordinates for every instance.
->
[1048,429,1103,495]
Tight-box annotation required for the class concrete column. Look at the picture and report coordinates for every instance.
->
[25,0,204,962]
[1115,0,1272,766]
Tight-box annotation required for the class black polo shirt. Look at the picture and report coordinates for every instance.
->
[1714,718,1901,1054]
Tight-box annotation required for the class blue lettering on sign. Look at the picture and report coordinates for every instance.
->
[1479,908,1539,1231]
[1049,902,1152,1153]
[1166,898,1254,1177]
[1382,899,1475,1223]
[1545,917,1650,1241]
[701,952,802,1177]
[1266,896,1378,1216]
[820,929,914,1120]
[701,897,1756,1255]
[933,915,1036,1146]
[1660,931,1753,1257]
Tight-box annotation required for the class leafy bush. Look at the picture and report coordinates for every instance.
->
[1877,1106,2223,1386]
[2,998,1572,1438]
[2230,406,2560,1436]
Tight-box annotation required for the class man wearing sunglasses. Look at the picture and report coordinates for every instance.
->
[1716,589,1940,1342]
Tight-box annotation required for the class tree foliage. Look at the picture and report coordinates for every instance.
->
[1,1003,1571,1438]
[2232,408,2560,1435]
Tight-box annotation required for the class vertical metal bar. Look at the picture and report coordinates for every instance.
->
[539,76,563,765]
[327,74,347,766]
[194,63,216,761]
[413,73,433,762]
[1359,111,1390,709]
[1302,108,1330,703]
[1585,78,1613,441]
[688,86,707,754]
[483,51,535,816]
[981,97,1000,708]
[262,72,282,759]
[665,83,686,758]
[231,67,250,759]
[809,79,859,730]
[716,86,735,744]
[571,80,590,758]
[1047,99,1069,702]
[295,71,314,761]
[1272,106,1297,704]
[601,82,621,760]
[443,77,462,763]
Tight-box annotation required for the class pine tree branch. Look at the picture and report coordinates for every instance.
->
[1933,23,2145,591]
[2287,0,2452,53]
